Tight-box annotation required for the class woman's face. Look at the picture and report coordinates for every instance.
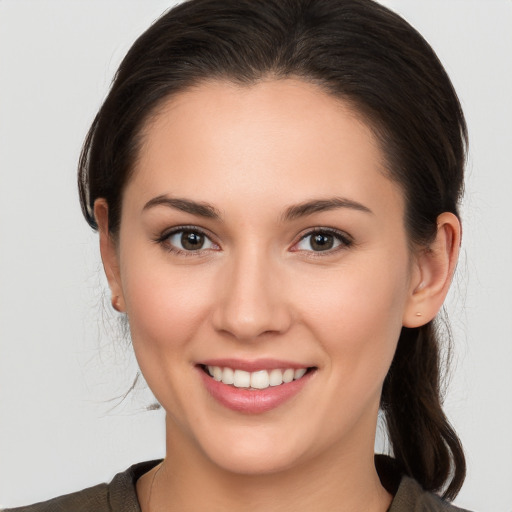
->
[109,79,421,474]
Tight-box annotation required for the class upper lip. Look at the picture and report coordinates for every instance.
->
[197,358,313,372]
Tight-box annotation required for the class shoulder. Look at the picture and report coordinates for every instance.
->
[1,460,162,512]
[391,475,473,512]
[1,483,109,512]
[375,455,473,512]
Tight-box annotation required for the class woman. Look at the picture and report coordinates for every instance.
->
[4,0,474,510]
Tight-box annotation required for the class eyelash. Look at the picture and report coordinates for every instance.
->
[154,226,354,257]
[154,225,218,257]
[293,228,354,256]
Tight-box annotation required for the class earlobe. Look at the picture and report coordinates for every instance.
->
[94,199,125,312]
[403,212,461,328]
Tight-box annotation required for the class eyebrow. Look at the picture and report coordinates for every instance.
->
[282,197,373,222]
[142,195,221,219]
[142,195,372,222]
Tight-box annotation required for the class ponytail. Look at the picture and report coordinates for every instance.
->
[381,322,466,500]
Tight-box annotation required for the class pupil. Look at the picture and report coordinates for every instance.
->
[181,231,204,250]
[311,233,333,251]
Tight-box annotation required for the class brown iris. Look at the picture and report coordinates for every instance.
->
[181,231,205,250]
[309,233,335,251]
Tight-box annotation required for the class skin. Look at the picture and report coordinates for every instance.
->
[95,79,460,512]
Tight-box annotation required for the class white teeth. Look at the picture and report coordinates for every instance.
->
[212,366,223,382]
[233,369,251,388]
[222,367,234,385]
[269,368,283,386]
[294,368,307,380]
[282,368,294,383]
[206,365,309,389]
[250,370,270,389]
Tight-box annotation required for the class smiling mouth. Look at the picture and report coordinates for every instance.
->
[200,365,316,390]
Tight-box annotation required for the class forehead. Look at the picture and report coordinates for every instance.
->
[128,79,402,214]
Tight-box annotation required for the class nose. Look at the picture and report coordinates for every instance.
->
[212,247,292,341]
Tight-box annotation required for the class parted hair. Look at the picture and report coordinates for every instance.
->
[78,0,467,499]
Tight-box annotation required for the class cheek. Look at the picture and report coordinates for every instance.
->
[296,261,409,382]
[119,251,214,359]
[119,256,221,417]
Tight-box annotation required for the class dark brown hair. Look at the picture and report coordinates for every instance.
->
[78,0,467,499]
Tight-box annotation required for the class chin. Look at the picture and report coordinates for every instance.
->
[193,424,309,476]
[208,445,301,476]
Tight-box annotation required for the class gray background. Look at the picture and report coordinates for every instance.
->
[1,1,511,510]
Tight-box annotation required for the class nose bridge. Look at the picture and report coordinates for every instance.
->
[213,242,290,340]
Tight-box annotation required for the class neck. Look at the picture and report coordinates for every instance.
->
[137,416,392,512]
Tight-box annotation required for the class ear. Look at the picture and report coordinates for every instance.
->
[94,199,125,313]
[403,212,461,328]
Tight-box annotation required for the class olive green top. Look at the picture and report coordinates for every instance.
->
[3,457,472,512]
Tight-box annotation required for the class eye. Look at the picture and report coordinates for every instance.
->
[293,229,352,253]
[158,227,218,254]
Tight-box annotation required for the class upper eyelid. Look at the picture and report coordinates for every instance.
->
[295,227,353,242]
[159,225,215,240]
[290,228,354,253]
[155,225,219,252]
[156,226,219,256]
[156,225,353,248]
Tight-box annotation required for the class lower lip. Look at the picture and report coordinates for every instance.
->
[198,367,314,414]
